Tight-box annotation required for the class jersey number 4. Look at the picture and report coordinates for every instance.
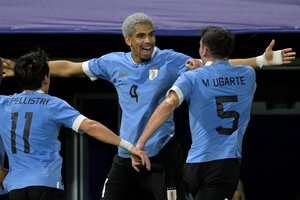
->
[10,112,33,154]
[215,96,240,135]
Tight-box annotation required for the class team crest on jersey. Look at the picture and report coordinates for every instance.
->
[149,69,158,80]
[167,187,177,200]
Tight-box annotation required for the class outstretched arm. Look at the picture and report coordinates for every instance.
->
[229,39,296,68]
[185,39,296,70]
[79,118,151,171]
[48,61,86,77]
[2,58,86,78]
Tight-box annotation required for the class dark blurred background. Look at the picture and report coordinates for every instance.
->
[1,33,300,200]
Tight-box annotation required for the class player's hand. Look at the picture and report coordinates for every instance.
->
[185,58,203,70]
[130,146,151,172]
[130,141,146,172]
[1,58,15,78]
[0,58,3,84]
[264,39,296,65]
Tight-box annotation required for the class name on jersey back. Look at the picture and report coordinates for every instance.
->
[202,76,245,87]
[10,97,50,105]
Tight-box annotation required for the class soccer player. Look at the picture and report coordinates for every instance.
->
[0,49,150,200]
[1,13,296,200]
[135,26,257,200]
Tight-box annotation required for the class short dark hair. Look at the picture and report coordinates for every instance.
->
[14,49,49,90]
[201,26,235,59]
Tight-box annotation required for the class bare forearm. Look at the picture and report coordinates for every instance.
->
[138,102,174,146]
[49,60,85,77]
[229,57,259,68]
[82,119,121,146]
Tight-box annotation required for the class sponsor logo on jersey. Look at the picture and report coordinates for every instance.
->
[117,72,127,77]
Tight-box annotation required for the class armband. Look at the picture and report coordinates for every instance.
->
[119,139,133,152]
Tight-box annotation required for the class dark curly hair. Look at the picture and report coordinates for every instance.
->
[14,49,49,90]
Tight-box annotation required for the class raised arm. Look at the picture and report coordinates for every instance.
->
[229,39,296,68]
[79,118,151,171]
[185,39,296,70]
[2,58,86,78]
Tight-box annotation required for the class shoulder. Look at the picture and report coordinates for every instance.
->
[0,95,6,100]
[89,52,127,63]
[44,94,70,107]
[235,64,254,71]
[0,95,8,105]
[179,70,198,81]
[191,65,210,76]
[156,47,191,59]
[101,52,127,59]
[238,65,255,74]
[0,94,12,103]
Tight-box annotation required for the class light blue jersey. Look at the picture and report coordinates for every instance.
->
[83,47,190,157]
[0,91,86,192]
[0,135,8,195]
[170,61,256,163]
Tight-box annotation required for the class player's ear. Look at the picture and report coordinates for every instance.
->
[202,46,209,58]
[44,74,50,84]
[124,36,132,47]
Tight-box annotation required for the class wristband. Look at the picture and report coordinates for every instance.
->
[256,50,282,68]
[255,54,269,68]
[119,139,133,152]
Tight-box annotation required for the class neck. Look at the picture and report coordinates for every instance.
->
[23,90,37,92]
[211,57,228,62]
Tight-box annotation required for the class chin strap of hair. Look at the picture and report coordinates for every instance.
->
[256,50,282,68]
[119,139,133,152]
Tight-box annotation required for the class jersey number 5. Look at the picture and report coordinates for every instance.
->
[215,96,240,135]
[10,112,33,154]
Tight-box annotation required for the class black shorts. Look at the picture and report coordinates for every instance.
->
[183,158,240,200]
[101,138,185,200]
[0,193,9,200]
[9,186,65,200]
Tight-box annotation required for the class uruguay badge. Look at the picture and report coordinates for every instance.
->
[149,69,158,80]
[167,187,177,200]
